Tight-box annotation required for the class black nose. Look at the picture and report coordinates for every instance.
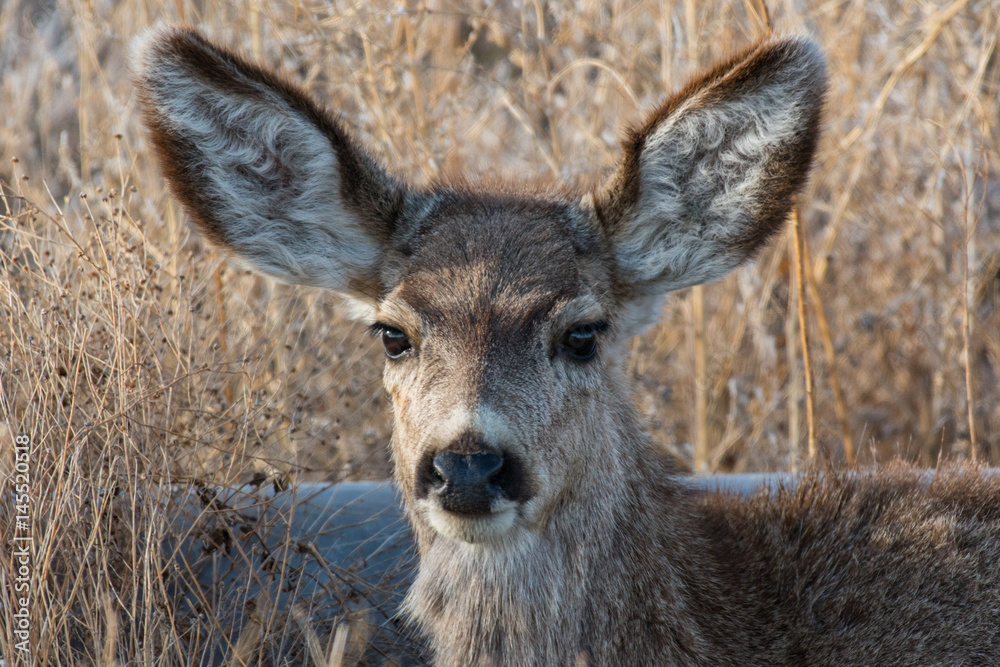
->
[430,451,504,515]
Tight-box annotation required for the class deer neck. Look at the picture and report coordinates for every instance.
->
[403,392,704,666]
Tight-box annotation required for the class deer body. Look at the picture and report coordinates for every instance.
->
[407,416,1000,666]
[133,27,1000,665]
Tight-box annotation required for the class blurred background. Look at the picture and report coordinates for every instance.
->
[0,0,998,660]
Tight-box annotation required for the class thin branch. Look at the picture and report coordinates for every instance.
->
[801,232,854,467]
[692,285,709,472]
[785,230,801,474]
[792,207,816,462]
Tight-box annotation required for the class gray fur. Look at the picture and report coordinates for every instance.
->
[620,37,825,292]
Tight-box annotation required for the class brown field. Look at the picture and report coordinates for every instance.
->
[1,0,998,663]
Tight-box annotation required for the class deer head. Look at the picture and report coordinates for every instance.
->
[133,27,824,547]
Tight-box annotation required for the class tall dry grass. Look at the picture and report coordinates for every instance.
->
[1,0,998,663]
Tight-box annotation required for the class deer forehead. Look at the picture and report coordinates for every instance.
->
[379,195,614,341]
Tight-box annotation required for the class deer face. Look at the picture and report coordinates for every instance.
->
[133,27,825,545]
[373,196,624,543]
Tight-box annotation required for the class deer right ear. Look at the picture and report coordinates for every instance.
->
[131,26,406,303]
[594,36,826,299]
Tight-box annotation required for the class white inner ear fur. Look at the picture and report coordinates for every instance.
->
[619,293,667,337]
[615,40,822,293]
[132,29,380,295]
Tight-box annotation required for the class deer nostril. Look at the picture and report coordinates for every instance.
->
[478,452,504,480]
[430,462,445,486]
[487,459,508,487]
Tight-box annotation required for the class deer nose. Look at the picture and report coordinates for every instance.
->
[430,451,505,515]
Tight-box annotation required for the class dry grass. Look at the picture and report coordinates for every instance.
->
[1,0,998,663]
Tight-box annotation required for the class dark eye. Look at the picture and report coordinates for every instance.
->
[379,326,412,359]
[559,324,600,362]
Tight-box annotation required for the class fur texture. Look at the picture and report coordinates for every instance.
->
[133,28,1000,666]
[131,26,410,301]
[594,36,826,296]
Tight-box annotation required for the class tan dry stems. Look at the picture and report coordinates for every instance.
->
[791,206,817,463]
[800,230,855,467]
[1,0,999,663]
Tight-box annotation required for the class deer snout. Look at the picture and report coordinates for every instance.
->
[417,441,531,516]
[428,451,505,515]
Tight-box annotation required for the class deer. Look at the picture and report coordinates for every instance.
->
[132,26,1000,666]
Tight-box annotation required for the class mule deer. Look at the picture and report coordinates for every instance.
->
[133,27,1000,666]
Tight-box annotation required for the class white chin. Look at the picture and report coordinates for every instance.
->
[425,504,518,544]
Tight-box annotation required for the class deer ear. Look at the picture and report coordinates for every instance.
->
[594,36,826,297]
[131,26,406,303]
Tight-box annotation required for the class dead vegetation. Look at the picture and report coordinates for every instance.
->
[1,0,998,663]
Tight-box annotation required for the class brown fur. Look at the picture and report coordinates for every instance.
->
[694,467,1000,665]
[132,26,1000,666]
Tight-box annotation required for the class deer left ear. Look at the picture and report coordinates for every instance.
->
[594,36,826,297]
[131,26,408,305]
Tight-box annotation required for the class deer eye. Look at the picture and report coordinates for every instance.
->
[559,323,602,362]
[372,324,413,359]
